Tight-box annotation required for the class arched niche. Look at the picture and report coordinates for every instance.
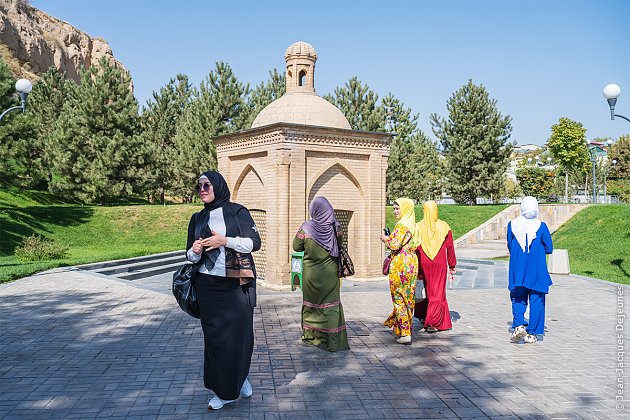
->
[233,163,266,210]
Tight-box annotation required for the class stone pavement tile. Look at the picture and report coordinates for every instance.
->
[1,270,627,418]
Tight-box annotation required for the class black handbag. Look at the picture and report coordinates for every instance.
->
[332,223,355,278]
[172,263,201,318]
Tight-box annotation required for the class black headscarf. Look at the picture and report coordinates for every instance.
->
[196,170,232,271]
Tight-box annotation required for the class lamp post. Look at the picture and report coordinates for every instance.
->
[527,157,532,166]
[603,84,630,123]
[0,79,33,122]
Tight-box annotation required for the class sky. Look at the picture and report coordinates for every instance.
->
[31,0,630,146]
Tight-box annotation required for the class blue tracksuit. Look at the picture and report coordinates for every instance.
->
[507,221,553,335]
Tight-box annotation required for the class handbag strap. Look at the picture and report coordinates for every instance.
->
[331,222,344,253]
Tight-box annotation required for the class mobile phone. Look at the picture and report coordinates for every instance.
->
[384,228,390,236]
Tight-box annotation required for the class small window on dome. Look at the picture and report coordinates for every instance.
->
[299,70,307,86]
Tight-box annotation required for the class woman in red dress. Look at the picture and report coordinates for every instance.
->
[413,201,456,332]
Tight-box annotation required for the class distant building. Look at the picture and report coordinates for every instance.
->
[507,144,544,181]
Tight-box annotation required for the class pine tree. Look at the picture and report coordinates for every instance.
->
[431,80,513,205]
[140,74,192,203]
[50,58,148,203]
[0,56,14,111]
[27,67,75,188]
[382,93,441,201]
[324,77,385,132]
[406,132,444,201]
[172,62,249,200]
[0,55,37,186]
[546,117,590,202]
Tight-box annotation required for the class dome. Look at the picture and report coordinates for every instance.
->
[251,92,351,130]
[285,41,317,60]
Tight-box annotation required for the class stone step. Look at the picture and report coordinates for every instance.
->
[97,255,185,276]
[76,250,187,281]
[76,250,184,271]
[116,261,185,281]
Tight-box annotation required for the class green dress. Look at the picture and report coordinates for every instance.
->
[293,228,350,352]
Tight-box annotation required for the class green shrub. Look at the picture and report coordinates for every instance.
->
[516,167,556,200]
[14,235,68,261]
[608,179,630,203]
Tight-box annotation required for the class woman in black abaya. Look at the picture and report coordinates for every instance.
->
[186,170,261,410]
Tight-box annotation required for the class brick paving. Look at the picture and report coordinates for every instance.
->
[1,268,628,419]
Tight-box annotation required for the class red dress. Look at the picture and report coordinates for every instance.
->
[414,230,456,331]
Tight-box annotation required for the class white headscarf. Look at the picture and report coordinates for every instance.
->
[510,196,541,253]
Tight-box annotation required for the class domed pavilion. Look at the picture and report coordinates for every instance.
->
[213,41,392,288]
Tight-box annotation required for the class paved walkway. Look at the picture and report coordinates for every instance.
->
[1,268,628,419]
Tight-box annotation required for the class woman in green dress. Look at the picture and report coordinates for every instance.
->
[292,196,350,352]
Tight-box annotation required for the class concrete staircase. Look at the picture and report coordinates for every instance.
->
[455,204,589,259]
[76,250,187,281]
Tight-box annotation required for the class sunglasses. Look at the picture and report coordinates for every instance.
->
[196,182,213,192]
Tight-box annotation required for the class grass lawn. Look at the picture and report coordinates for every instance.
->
[1,186,199,283]
[386,204,509,239]
[552,205,630,285]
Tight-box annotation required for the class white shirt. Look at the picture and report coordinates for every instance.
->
[187,207,254,276]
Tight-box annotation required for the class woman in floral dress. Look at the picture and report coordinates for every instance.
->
[381,198,418,345]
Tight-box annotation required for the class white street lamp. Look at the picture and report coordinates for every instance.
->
[603,84,630,123]
[0,78,33,122]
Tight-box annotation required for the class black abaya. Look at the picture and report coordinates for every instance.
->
[196,273,254,400]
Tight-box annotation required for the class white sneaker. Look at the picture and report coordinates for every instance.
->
[240,378,252,398]
[524,333,538,344]
[510,325,527,343]
[396,335,412,345]
[208,396,235,410]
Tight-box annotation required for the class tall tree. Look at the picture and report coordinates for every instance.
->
[608,134,630,180]
[431,80,513,205]
[172,62,249,199]
[324,77,385,132]
[140,74,192,203]
[0,55,37,186]
[27,67,75,188]
[546,117,590,202]
[382,93,441,201]
[50,58,149,203]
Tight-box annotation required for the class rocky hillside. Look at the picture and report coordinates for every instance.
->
[0,0,126,82]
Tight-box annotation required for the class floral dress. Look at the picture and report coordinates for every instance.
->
[383,225,418,337]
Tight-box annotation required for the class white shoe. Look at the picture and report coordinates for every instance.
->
[208,396,235,410]
[524,333,538,344]
[510,325,527,343]
[396,335,412,345]
[240,378,252,398]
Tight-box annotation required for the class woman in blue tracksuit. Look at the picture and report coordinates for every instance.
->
[507,196,553,344]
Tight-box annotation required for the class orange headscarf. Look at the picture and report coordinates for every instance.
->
[413,200,451,260]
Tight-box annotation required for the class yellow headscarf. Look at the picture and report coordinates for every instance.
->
[413,200,451,260]
[394,198,416,237]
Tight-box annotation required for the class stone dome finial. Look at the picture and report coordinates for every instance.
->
[284,41,318,61]
[284,41,317,94]
[250,41,351,130]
